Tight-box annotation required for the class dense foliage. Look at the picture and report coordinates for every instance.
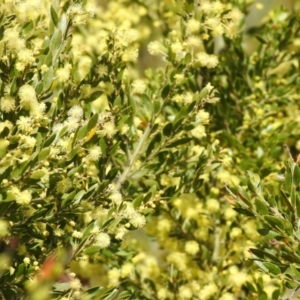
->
[0,0,299,299]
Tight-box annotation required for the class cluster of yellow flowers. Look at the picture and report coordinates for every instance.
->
[1,0,295,299]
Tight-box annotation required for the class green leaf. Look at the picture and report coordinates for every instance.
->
[146,132,162,157]
[166,138,192,148]
[53,282,71,292]
[161,84,170,99]
[185,52,192,64]
[294,165,300,186]
[67,146,80,160]
[61,190,76,208]
[249,248,281,263]
[27,226,44,239]
[290,264,300,281]
[255,198,268,215]
[118,291,132,299]
[30,170,46,179]
[50,29,62,52]
[35,83,43,95]
[44,133,56,147]
[263,262,281,275]
[50,5,59,27]
[84,245,101,256]
[11,160,31,178]
[73,190,86,205]
[43,67,54,91]
[99,137,107,156]
[153,100,161,114]
[285,171,292,193]
[280,189,294,213]
[163,123,173,137]
[173,106,188,125]
[233,207,255,217]
[129,96,136,114]
[107,217,122,231]
[272,289,281,300]
[205,97,219,104]
[27,207,52,222]
[141,93,153,114]
[247,171,261,188]
[2,287,18,299]
[0,165,13,182]
[102,288,119,300]
[252,260,269,273]
[82,222,96,239]
[131,169,148,179]
[133,195,144,209]
[255,35,267,44]
[257,228,281,239]
[75,124,88,142]
[296,193,300,219]
[245,281,256,293]
[88,91,103,102]
[15,263,26,278]
[281,219,294,236]
[264,216,285,231]
[87,113,98,131]
[237,186,252,207]
[38,147,51,162]
[85,286,103,296]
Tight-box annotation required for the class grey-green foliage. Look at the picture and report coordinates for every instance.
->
[230,150,300,292]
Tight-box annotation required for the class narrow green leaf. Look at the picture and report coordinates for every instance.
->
[50,5,59,27]
[296,193,300,219]
[166,138,192,148]
[263,262,281,275]
[50,29,62,52]
[75,124,88,142]
[264,216,285,231]
[252,260,269,273]
[102,288,118,300]
[233,207,255,217]
[249,248,281,263]
[84,245,101,256]
[294,165,300,186]
[131,169,148,179]
[153,100,161,114]
[88,91,102,102]
[43,67,54,91]
[11,160,31,178]
[61,190,76,208]
[38,147,51,162]
[87,114,98,132]
[255,35,267,44]
[118,291,131,299]
[257,228,281,239]
[280,189,294,213]
[44,133,56,147]
[285,171,292,193]
[290,264,300,281]
[237,186,252,207]
[281,219,294,236]
[100,138,107,156]
[129,96,136,114]
[133,195,144,209]
[73,190,86,205]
